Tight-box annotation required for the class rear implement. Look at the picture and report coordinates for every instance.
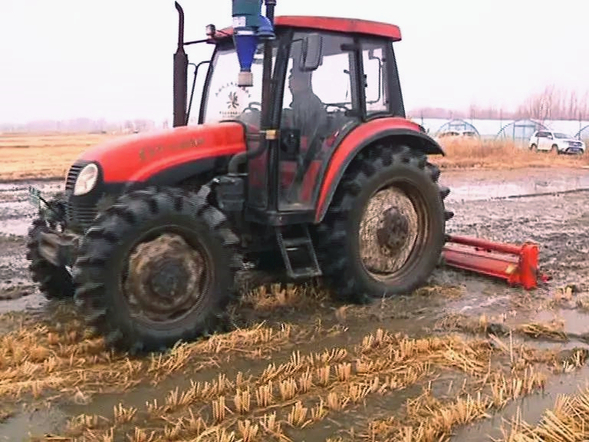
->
[442,235,550,290]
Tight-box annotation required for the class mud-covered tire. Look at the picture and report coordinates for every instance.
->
[314,144,452,304]
[26,197,74,300]
[72,186,241,353]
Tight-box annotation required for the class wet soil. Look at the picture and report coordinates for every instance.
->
[1,166,589,441]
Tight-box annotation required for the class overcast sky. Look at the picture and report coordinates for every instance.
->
[1,0,587,124]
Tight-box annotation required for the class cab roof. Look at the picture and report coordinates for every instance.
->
[219,16,402,41]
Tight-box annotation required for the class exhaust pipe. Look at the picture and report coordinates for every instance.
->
[173,2,188,127]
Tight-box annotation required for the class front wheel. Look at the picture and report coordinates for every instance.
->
[314,145,451,303]
[72,186,241,353]
[26,196,74,300]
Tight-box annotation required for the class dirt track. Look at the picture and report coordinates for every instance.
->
[2,167,589,441]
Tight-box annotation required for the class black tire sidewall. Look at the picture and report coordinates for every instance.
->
[342,161,446,297]
[102,212,232,344]
[74,188,238,351]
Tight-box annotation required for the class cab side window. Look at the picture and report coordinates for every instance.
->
[361,42,389,114]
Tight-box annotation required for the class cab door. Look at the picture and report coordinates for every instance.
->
[276,31,360,211]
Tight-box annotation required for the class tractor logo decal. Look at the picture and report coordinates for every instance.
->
[227,91,239,110]
[213,82,252,120]
[139,137,205,162]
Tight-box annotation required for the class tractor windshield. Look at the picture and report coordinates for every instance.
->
[201,42,276,127]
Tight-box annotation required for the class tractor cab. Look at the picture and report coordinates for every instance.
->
[175,5,407,223]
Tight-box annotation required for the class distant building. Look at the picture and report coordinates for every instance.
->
[435,119,480,138]
[495,119,548,144]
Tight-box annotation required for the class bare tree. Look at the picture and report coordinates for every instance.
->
[515,86,589,121]
[516,85,556,122]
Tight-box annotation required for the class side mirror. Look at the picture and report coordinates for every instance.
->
[548,135,553,140]
[300,33,323,71]
[368,48,380,60]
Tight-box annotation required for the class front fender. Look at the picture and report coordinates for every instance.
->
[315,117,445,223]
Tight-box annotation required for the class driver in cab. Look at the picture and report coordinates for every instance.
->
[283,68,328,148]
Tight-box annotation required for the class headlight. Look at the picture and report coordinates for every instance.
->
[73,163,99,196]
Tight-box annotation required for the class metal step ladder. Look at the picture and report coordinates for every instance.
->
[275,225,322,280]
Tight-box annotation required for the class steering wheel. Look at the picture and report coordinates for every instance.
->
[242,102,262,114]
[325,103,349,112]
[239,102,262,127]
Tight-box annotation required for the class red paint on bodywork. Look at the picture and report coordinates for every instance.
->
[78,122,246,183]
[217,16,401,40]
[280,160,322,204]
[315,117,423,222]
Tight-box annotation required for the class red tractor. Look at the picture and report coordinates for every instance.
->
[26,0,453,353]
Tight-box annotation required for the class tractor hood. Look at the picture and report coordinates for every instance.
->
[77,122,247,183]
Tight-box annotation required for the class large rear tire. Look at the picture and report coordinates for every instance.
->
[72,186,241,353]
[314,145,452,304]
[26,197,74,300]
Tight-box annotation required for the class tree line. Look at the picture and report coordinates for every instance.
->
[2,86,588,133]
[411,86,589,122]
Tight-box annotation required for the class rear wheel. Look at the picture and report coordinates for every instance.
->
[551,144,559,154]
[72,186,241,353]
[314,145,452,303]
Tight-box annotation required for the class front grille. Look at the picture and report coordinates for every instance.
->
[66,202,98,231]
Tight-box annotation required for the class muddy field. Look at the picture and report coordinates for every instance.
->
[1,167,589,441]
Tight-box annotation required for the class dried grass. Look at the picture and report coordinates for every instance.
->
[435,313,570,343]
[363,368,547,442]
[498,386,589,441]
[547,285,576,309]
[0,405,14,423]
[1,133,587,185]
[575,294,589,312]
[239,282,328,311]
[516,320,568,342]
[436,138,589,170]
[0,307,321,402]
[6,302,586,442]
[104,330,497,441]
[0,132,116,181]
[20,323,583,442]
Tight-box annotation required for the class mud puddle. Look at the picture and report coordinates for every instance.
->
[531,308,589,336]
[442,167,589,202]
[0,408,70,442]
[0,179,63,194]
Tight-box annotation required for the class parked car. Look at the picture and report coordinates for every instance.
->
[529,130,586,154]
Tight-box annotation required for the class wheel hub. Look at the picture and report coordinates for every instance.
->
[149,261,189,299]
[123,233,207,322]
[359,187,419,276]
[376,207,410,250]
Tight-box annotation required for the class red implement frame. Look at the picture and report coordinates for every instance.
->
[441,235,550,290]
